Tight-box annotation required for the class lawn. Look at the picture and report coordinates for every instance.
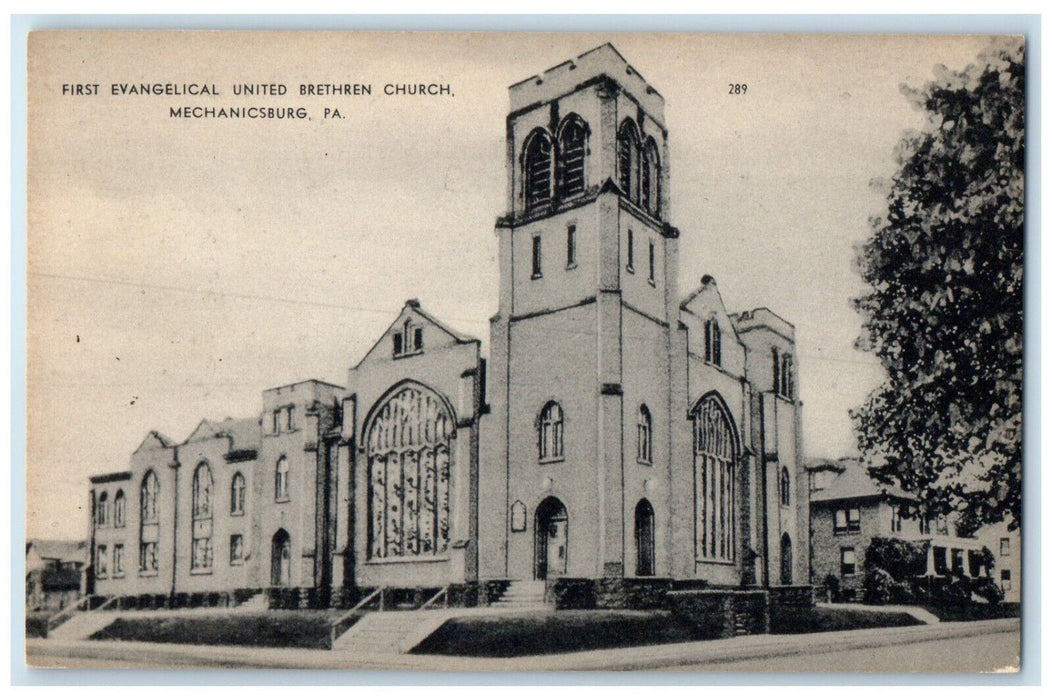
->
[920,602,1021,622]
[91,610,358,649]
[769,606,921,635]
[411,605,922,657]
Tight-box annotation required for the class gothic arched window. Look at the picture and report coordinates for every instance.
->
[693,395,737,562]
[230,472,246,515]
[113,490,126,528]
[139,471,159,573]
[556,115,588,199]
[539,401,564,462]
[275,456,289,502]
[523,129,553,210]
[618,119,641,203]
[637,404,653,465]
[780,467,791,506]
[366,383,454,559]
[96,492,109,527]
[191,462,213,572]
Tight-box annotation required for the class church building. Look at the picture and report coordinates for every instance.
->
[85,44,808,608]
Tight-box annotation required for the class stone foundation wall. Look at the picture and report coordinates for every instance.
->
[768,585,815,608]
[666,589,770,638]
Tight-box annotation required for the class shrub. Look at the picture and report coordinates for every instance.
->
[823,574,841,602]
[863,567,894,605]
[932,574,972,606]
[866,537,929,581]
[889,580,913,604]
[970,577,1005,605]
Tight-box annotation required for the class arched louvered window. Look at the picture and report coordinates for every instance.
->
[523,129,553,210]
[539,401,564,461]
[366,383,454,559]
[231,472,246,515]
[642,137,660,215]
[191,462,213,572]
[637,404,653,465]
[693,395,738,562]
[704,318,722,366]
[556,115,588,199]
[780,467,791,506]
[618,119,641,203]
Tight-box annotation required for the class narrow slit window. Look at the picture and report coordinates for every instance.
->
[532,235,542,278]
[566,225,576,267]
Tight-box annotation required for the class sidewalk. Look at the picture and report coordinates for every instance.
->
[26,617,1018,672]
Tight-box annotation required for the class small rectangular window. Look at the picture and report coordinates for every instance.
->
[648,240,655,283]
[566,224,576,267]
[285,406,294,431]
[414,327,424,351]
[113,544,124,576]
[532,235,542,278]
[840,547,856,576]
[1000,537,1010,556]
[627,230,634,271]
[272,409,281,434]
[393,332,403,356]
[230,534,244,565]
[1001,569,1011,590]
[933,546,948,575]
[96,545,108,578]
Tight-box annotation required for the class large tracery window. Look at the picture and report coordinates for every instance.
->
[539,401,564,462]
[693,395,737,562]
[367,383,454,559]
[556,115,588,199]
[523,129,553,210]
[191,462,213,572]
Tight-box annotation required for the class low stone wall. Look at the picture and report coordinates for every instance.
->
[769,585,815,608]
[666,589,770,638]
[597,578,674,609]
[550,578,597,609]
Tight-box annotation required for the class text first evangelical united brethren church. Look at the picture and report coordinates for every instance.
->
[87,45,808,608]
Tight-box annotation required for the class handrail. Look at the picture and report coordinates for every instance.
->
[46,595,92,633]
[420,585,450,610]
[328,587,384,648]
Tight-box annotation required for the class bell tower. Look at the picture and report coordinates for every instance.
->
[480,44,681,583]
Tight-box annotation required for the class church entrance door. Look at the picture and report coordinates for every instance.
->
[535,497,568,579]
[271,529,291,587]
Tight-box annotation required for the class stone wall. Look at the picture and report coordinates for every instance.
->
[666,589,769,638]
[768,584,814,608]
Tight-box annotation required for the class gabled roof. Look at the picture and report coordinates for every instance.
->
[132,430,175,455]
[810,459,913,504]
[184,417,260,452]
[27,539,88,564]
[355,299,479,370]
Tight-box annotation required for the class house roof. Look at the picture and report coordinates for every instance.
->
[185,417,260,452]
[27,539,88,564]
[810,459,914,504]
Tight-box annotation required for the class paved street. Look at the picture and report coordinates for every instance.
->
[25,618,1019,674]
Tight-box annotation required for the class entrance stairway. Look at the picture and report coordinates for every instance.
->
[332,610,452,654]
[490,580,548,609]
[237,592,268,610]
[47,611,120,641]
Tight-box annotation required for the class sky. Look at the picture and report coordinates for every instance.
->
[26,31,997,539]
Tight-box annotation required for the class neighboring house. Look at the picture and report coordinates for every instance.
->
[86,44,810,607]
[976,521,1021,603]
[808,459,997,598]
[25,539,87,611]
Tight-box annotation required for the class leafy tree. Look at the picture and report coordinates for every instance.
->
[853,39,1024,533]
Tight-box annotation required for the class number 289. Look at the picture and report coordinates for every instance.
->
[728,83,748,95]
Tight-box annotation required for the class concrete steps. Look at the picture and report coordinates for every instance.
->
[48,611,119,641]
[490,580,549,609]
[332,610,452,655]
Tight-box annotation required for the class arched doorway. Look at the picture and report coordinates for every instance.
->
[635,499,656,577]
[780,532,793,585]
[271,529,291,587]
[535,497,568,579]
